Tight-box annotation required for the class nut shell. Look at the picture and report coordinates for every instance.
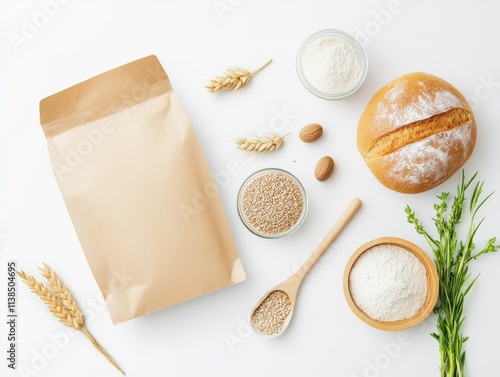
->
[314,156,334,181]
[299,123,323,143]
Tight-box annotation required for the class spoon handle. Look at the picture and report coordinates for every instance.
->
[295,198,362,279]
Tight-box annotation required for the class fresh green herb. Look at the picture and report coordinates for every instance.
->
[405,171,498,377]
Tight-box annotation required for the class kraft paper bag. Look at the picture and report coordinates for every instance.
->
[39,55,246,324]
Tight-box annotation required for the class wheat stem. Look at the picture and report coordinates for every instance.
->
[81,326,125,375]
[251,59,272,75]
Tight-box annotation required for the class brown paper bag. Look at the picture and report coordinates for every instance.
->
[39,55,246,324]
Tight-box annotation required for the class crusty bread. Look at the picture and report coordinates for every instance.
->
[357,72,476,194]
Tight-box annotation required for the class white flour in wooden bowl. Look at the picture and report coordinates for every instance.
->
[349,244,428,321]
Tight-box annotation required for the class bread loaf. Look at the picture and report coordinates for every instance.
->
[357,72,476,194]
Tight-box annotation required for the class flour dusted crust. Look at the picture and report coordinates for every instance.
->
[357,72,476,194]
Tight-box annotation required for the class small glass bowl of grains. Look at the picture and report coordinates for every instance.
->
[296,29,368,100]
[237,168,307,239]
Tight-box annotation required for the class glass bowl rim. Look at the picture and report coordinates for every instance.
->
[237,168,308,239]
[296,28,368,100]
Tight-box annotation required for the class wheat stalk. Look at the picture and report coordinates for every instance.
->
[18,267,125,375]
[236,132,290,153]
[205,59,272,93]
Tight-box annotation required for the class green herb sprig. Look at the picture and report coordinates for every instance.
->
[405,171,498,377]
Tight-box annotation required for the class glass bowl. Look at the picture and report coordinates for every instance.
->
[296,29,368,100]
[238,168,307,238]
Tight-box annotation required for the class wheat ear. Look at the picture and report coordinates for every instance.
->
[236,132,290,153]
[17,271,81,329]
[40,263,84,325]
[205,59,272,93]
[18,268,125,375]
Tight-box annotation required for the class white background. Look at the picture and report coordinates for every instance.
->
[1,1,500,376]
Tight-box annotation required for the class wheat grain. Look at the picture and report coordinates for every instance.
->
[17,271,80,329]
[18,267,125,375]
[240,171,304,234]
[236,132,290,153]
[40,263,84,326]
[251,291,292,335]
[206,59,272,93]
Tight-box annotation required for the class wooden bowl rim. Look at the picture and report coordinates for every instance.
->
[343,236,439,331]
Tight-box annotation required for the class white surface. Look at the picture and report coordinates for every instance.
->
[1,1,500,376]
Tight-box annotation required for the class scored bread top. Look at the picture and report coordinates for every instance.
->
[357,72,472,157]
[369,121,475,193]
[366,107,471,158]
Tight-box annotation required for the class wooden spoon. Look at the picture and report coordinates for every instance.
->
[250,198,362,338]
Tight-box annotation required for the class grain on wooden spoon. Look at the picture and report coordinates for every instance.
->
[250,198,362,338]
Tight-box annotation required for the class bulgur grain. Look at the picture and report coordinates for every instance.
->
[251,290,292,335]
[240,171,304,235]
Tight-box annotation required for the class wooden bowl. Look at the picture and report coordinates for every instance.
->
[343,237,439,331]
